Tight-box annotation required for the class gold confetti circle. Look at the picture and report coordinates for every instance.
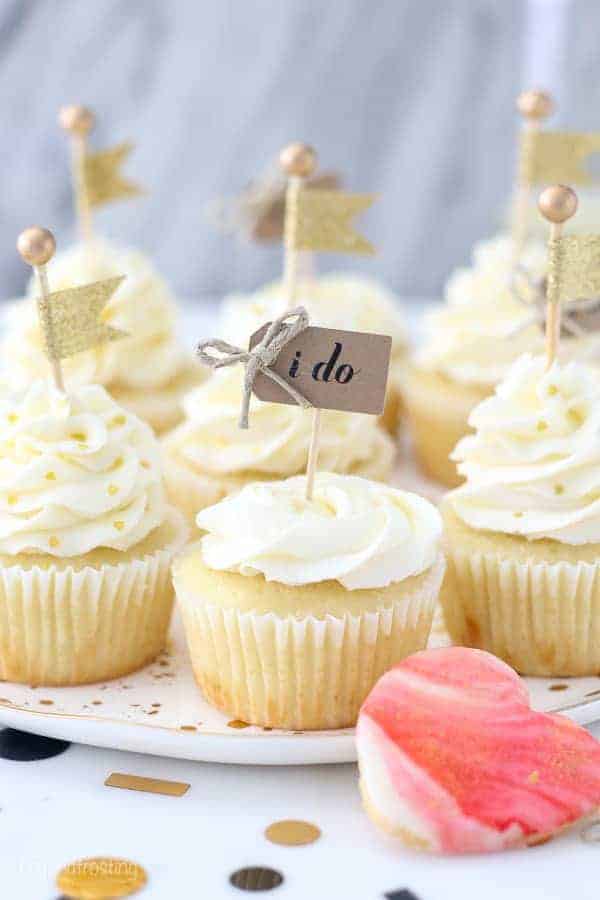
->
[56,856,147,899]
[265,819,321,846]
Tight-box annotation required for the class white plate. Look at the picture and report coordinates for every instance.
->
[1,607,600,765]
[1,451,600,765]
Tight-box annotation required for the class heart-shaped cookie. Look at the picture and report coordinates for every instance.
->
[357,646,600,854]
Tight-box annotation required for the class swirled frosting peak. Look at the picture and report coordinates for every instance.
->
[2,239,186,392]
[197,472,442,589]
[168,366,391,477]
[450,354,600,543]
[0,380,166,556]
[417,234,548,386]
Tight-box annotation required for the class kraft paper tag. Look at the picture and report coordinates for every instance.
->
[249,324,391,415]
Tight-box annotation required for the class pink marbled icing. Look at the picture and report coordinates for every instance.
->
[357,647,600,854]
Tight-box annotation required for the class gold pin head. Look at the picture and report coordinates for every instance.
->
[17,227,56,266]
[58,104,95,136]
[279,142,318,178]
[517,89,554,121]
[538,185,578,224]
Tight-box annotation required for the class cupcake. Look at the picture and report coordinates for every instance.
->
[219,273,409,434]
[173,472,444,729]
[403,234,548,486]
[441,353,600,676]
[162,366,395,524]
[0,379,187,685]
[1,239,203,433]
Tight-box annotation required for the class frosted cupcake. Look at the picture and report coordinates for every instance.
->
[1,239,203,433]
[0,380,187,685]
[441,353,600,676]
[403,234,548,486]
[162,366,395,523]
[173,472,444,729]
[219,273,409,434]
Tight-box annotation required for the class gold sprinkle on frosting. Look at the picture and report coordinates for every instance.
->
[49,536,60,548]
[7,413,18,424]
[111,415,126,427]
[108,484,119,496]
[7,495,17,506]
[45,471,56,481]
[113,521,125,531]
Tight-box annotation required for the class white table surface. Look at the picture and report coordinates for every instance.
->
[2,724,600,900]
[3,297,600,899]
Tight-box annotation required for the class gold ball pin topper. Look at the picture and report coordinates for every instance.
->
[538,185,578,224]
[58,104,95,136]
[17,226,56,266]
[517,89,554,121]
[279,142,318,178]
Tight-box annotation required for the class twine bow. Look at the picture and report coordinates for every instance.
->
[196,306,312,428]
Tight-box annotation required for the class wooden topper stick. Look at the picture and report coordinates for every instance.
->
[304,407,322,501]
[280,143,318,310]
[280,143,321,499]
[17,227,65,391]
[538,185,578,368]
[513,90,554,261]
[59,105,95,243]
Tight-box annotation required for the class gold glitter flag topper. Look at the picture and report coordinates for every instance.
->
[84,141,143,207]
[546,234,600,305]
[287,188,376,255]
[38,275,128,361]
[521,131,600,186]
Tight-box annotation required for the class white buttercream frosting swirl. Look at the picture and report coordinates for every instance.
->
[2,239,187,392]
[219,273,408,357]
[0,380,166,556]
[197,472,442,589]
[166,366,392,476]
[417,234,549,386]
[450,354,600,544]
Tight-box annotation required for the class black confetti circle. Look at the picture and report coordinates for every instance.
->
[385,890,420,900]
[230,866,284,892]
[0,728,70,761]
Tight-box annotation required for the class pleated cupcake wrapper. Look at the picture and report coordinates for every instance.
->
[176,555,444,730]
[0,510,187,686]
[442,546,600,676]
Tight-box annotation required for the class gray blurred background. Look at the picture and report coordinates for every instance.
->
[0,0,596,302]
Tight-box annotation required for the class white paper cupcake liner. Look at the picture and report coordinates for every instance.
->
[176,554,445,730]
[442,546,600,676]
[0,509,187,686]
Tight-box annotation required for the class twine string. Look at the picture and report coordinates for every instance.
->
[196,306,312,428]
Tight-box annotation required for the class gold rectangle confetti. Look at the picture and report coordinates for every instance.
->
[104,772,190,797]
